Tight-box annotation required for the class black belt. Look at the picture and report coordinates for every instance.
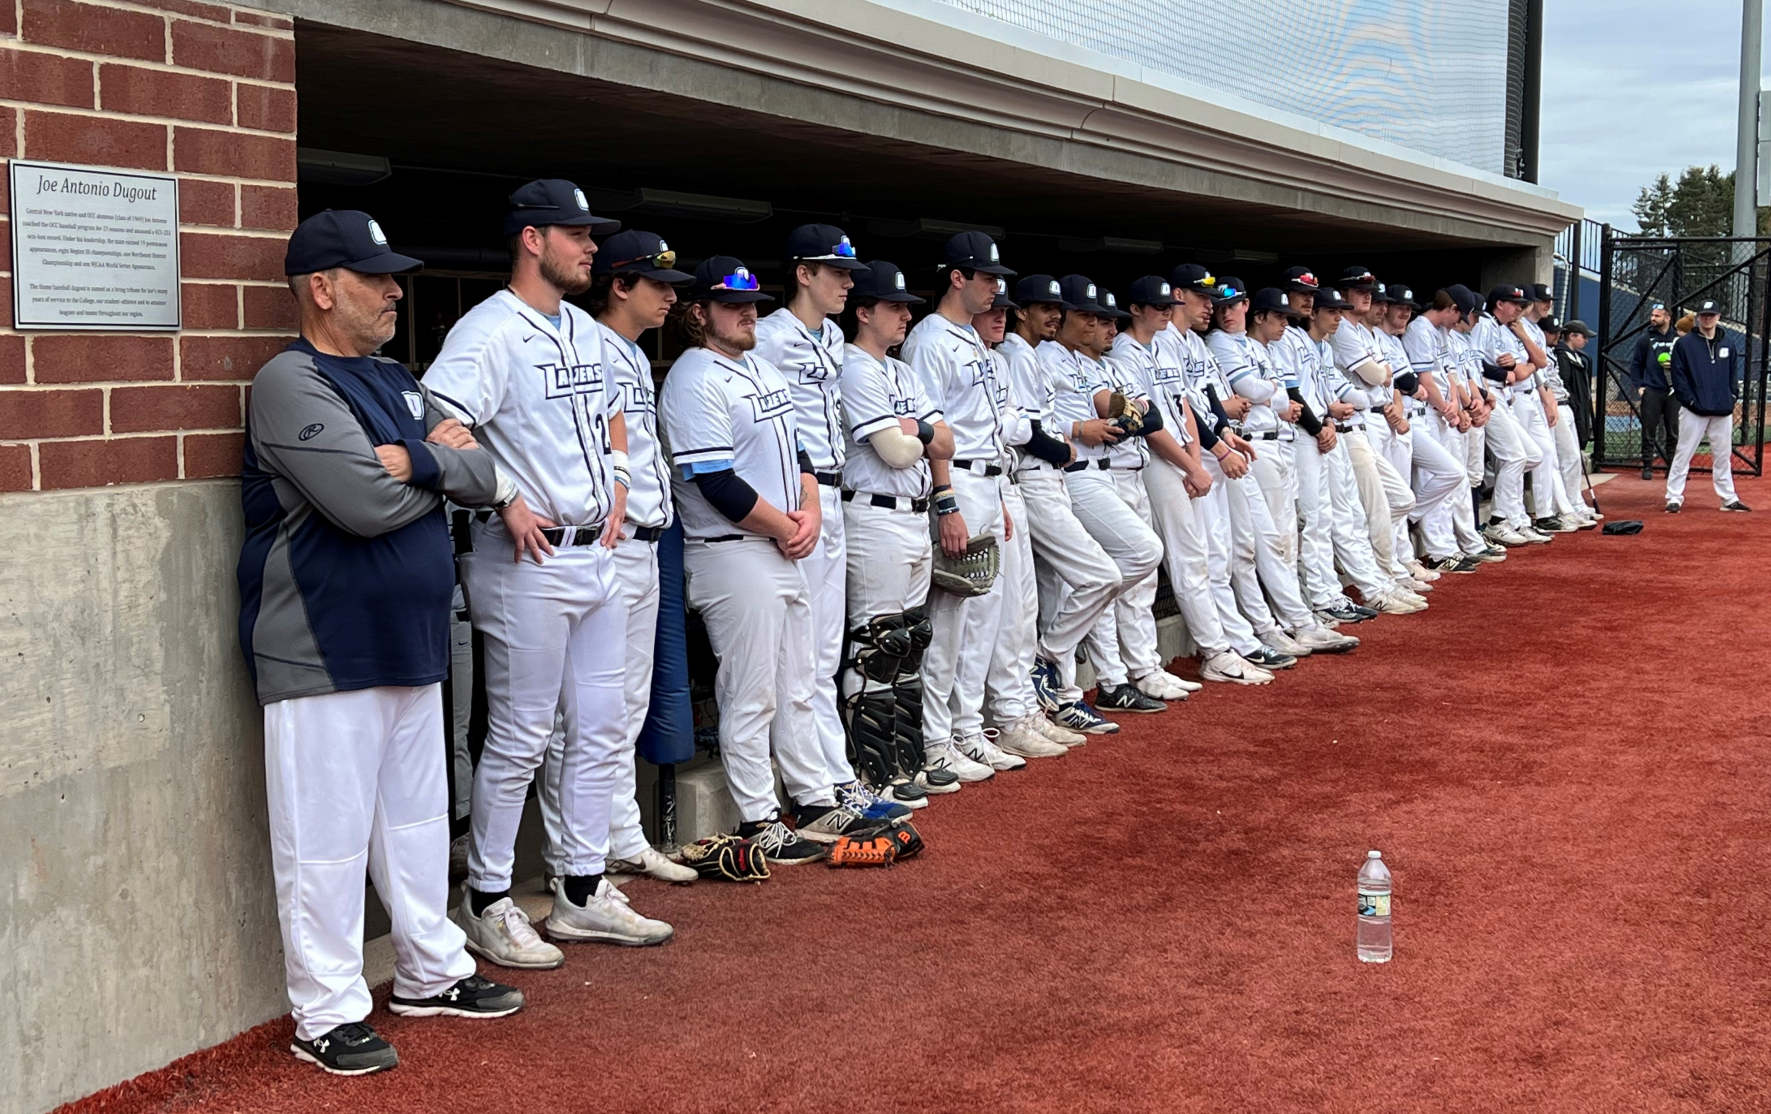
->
[1335,424,1355,434]
[1063,458,1119,473]
[842,489,929,513]
[1253,431,1279,441]
[540,524,606,546]
[703,534,748,543]
[814,471,842,487]
[952,459,1002,476]
[630,524,664,543]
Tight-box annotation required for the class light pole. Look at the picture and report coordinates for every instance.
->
[1735,0,1763,239]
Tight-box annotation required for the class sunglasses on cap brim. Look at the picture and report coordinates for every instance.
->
[609,248,678,272]
[713,270,761,292]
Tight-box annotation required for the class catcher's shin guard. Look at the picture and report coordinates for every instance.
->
[891,606,935,777]
[842,614,911,788]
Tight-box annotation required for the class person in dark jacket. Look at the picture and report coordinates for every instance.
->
[1630,302,1679,477]
[1558,320,1595,447]
[1664,299,1750,513]
[239,210,524,1076]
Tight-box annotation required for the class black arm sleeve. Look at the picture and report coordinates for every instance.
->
[1134,401,1164,436]
[1023,419,1073,466]
[914,419,935,445]
[1393,371,1419,395]
[1481,362,1510,384]
[797,447,816,475]
[692,469,759,523]
[1203,385,1233,435]
[1287,387,1323,435]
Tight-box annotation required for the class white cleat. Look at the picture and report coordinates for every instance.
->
[1260,628,1312,658]
[1292,625,1359,654]
[925,740,994,783]
[1135,671,1193,700]
[1034,713,1087,747]
[956,730,1027,772]
[1407,560,1442,582]
[1370,591,1426,615]
[455,892,564,970]
[545,877,673,946]
[606,845,697,884]
[993,717,1069,758]
[1200,649,1274,685]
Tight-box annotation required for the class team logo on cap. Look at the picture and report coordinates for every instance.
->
[1159,282,1171,296]
[573,188,590,211]
[1104,292,1118,307]
[896,271,907,291]
[997,278,1007,293]
[1400,288,1412,300]
[1047,279,1061,296]
[989,243,1000,262]
[658,239,670,251]
[1086,283,1097,299]
[367,219,388,246]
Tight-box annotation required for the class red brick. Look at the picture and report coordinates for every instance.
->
[180,231,283,281]
[0,278,10,328]
[33,335,174,383]
[22,0,166,62]
[111,382,238,431]
[0,50,95,109]
[0,387,102,437]
[171,20,292,82]
[178,176,234,226]
[0,108,16,160]
[240,183,295,231]
[173,125,292,180]
[181,282,237,329]
[182,429,242,477]
[40,435,176,488]
[99,62,230,124]
[24,110,166,171]
[0,444,31,491]
[234,11,291,30]
[235,82,295,133]
[0,2,17,36]
[137,0,230,21]
[181,333,288,380]
[0,336,25,384]
[242,284,294,330]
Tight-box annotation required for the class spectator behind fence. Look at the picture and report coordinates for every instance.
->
[1629,302,1678,478]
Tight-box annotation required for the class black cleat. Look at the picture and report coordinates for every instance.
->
[292,1022,398,1076]
[1665,501,1681,514]
[388,975,524,1019]
[1721,500,1752,513]
[1642,466,1654,481]
[1093,682,1167,714]
[1244,647,1297,671]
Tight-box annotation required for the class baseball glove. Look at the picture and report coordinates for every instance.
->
[1106,391,1144,435]
[826,830,899,868]
[931,533,1000,597]
[678,834,770,882]
[886,820,925,861]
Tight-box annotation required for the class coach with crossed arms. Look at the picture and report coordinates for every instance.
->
[239,210,523,1076]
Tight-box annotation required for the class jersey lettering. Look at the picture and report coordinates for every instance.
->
[751,387,793,421]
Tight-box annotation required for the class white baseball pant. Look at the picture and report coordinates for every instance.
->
[1142,456,1234,656]
[1485,395,1541,528]
[683,535,833,821]
[1066,466,1162,684]
[1022,466,1120,704]
[1322,438,1393,599]
[989,480,1040,724]
[1194,453,1266,656]
[800,484,855,785]
[1229,445,1314,632]
[1344,426,1414,577]
[1291,432,1345,610]
[1553,404,1590,515]
[1408,421,1470,560]
[923,469,1005,743]
[461,530,626,893]
[844,496,933,622]
[1513,394,1574,518]
[1426,414,1488,556]
[539,531,661,872]
[1666,409,1739,504]
[1368,420,1418,568]
[1079,467,1163,688]
[264,684,474,1041]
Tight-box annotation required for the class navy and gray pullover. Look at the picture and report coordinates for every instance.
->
[237,338,500,706]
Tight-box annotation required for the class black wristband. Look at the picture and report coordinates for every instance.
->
[1024,419,1073,465]
[914,419,935,446]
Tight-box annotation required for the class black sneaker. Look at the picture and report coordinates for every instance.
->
[1349,603,1380,620]
[1666,501,1681,514]
[792,802,888,844]
[1424,556,1464,574]
[1244,647,1296,671]
[1642,466,1654,481]
[736,816,826,864]
[1451,557,1483,574]
[292,1022,398,1076]
[388,975,524,1020]
[1321,599,1371,624]
[1093,682,1167,714]
[1533,516,1565,534]
[1721,500,1752,513]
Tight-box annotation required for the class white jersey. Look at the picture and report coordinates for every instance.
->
[1470,315,1533,398]
[998,332,1056,472]
[839,344,940,500]
[1329,319,1393,411]
[753,308,844,472]
[423,289,619,527]
[597,320,672,530]
[660,347,803,541]
[1283,325,1332,416]
[1377,329,1412,413]
[1156,325,1235,442]
[1314,335,1364,426]
[1206,328,1286,439]
[901,312,1005,465]
[1141,325,1194,447]
[1037,339,1110,463]
[1103,332,1161,463]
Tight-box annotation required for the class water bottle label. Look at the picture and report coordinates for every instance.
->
[1358,891,1390,917]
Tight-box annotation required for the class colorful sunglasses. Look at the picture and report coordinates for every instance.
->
[714,268,760,292]
[609,248,676,271]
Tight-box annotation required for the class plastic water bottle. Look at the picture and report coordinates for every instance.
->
[1357,850,1392,963]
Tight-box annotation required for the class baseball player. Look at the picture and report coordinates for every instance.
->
[1153,265,1301,673]
[424,181,672,967]
[901,231,1027,775]
[1443,286,1513,560]
[660,255,883,862]
[974,279,1075,757]
[1274,273,1392,624]
[752,224,884,811]
[1366,286,1436,588]
[243,210,523,1075]
[534,230,699,888]
[1521,286,1583,532]
[1114,275,1273,685]
[1405,288,1498,570]
[1208,286,1358,655]
[1469,285,1552,546]
[1380,285,1469,578]
[999,275,1130,728]
[834,259,968,808]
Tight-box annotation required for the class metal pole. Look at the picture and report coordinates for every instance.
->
[1736,0,1764,239]
[1570,220,1583,322]
[1596,224,1614,469]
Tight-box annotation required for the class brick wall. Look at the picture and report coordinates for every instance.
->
[0,0,296,492]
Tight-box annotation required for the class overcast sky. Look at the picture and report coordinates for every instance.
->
[1541,0,1767,228]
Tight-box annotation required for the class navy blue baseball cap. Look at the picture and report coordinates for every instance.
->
[284,209,421,276]
[1487,284,1531,306]
[1013,274,1070,308]
[1281,265,1321,293]
[1384,284,1420,310]
[991,277,1018,310]
[1056,274,1107,315]
[1338,265,1379,292]
[850,260,924,304]
[1540,316,1563,333]
[1127,275,1176,307]
[1529,282,1555,303]
[687,255,773,304]
[785,223,865,271]
[1696,299,1722,316]
[504,179,621,237]
[942,231,1015,277]
[1446,284,1481,315]
[1212,275,1250,305]
[593,230,693,282]
[1313,288,1351,312]
[1250,287,1304,318]
[1099,290,1131,320]
[1169,263,1219,294]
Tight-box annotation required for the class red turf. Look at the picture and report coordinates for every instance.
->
[60,474,1771,1113]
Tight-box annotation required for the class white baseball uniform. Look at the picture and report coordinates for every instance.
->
[424,291,627,894]
[985,341,1041,725]
[1095,332,1170,688]
[1403,315,1487,559]
[1470,315,1547,528]
[1330,318,1416,577]
[840,343,937,622]
[660,345,833,822]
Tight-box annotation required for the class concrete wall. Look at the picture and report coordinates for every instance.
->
[1,481,281,1114]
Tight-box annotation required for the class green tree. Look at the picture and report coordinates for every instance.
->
[1632,172,1672,235]
[1633,164,1771,235]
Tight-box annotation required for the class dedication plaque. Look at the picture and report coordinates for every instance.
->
[10,160,182,331]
